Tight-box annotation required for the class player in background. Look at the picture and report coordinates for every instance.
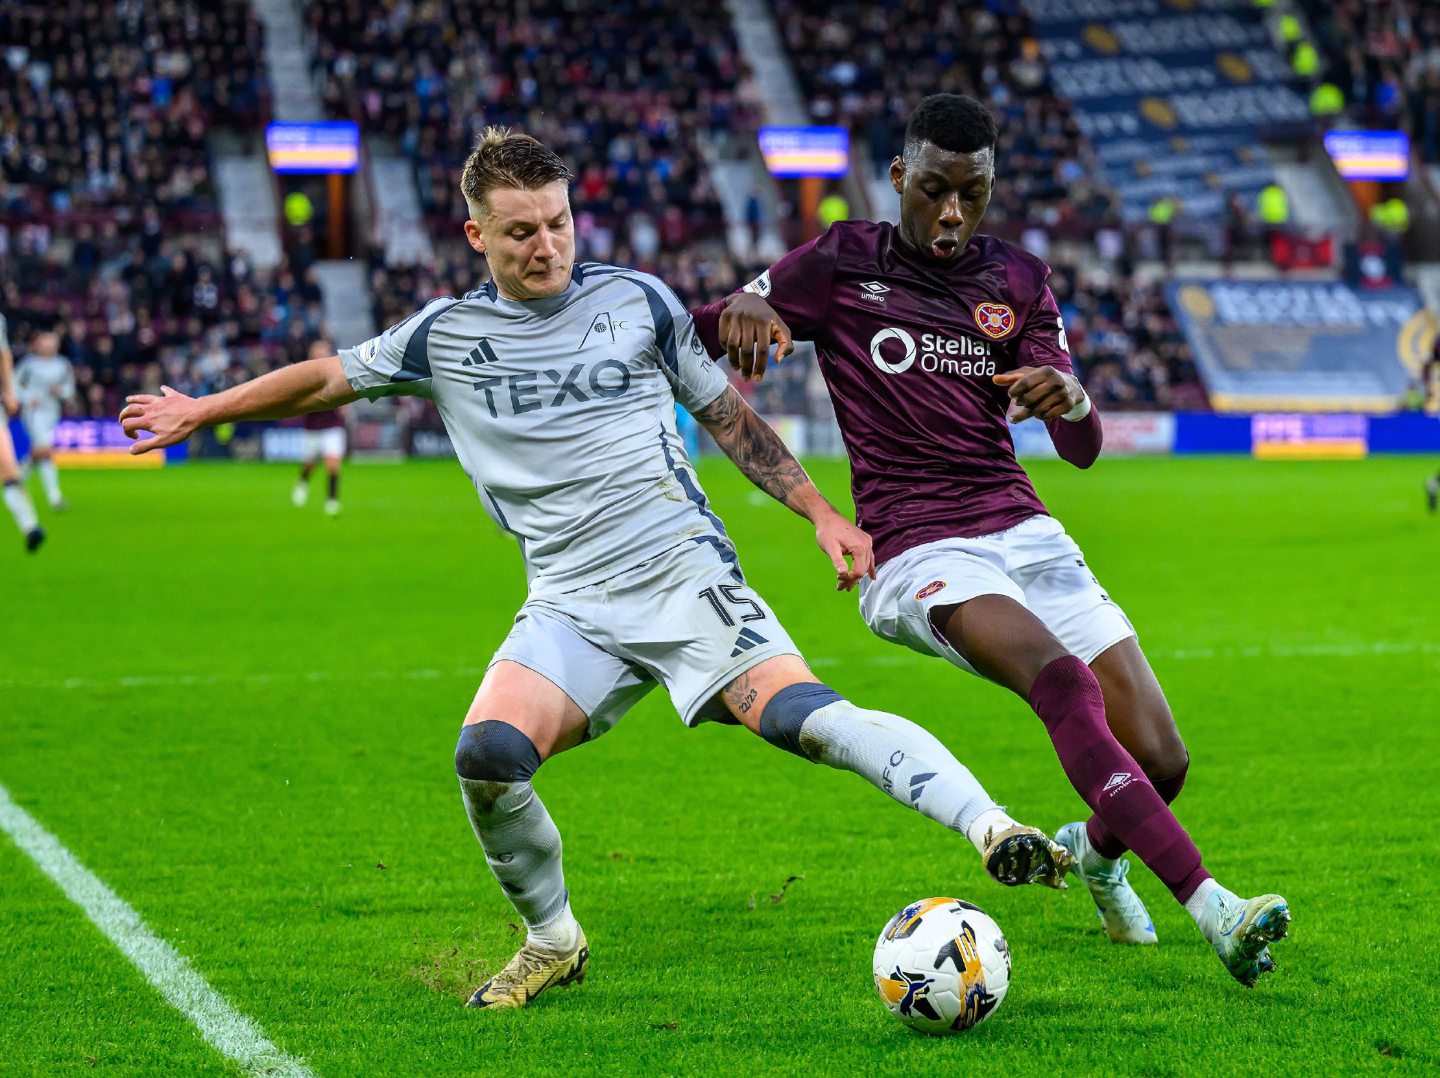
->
[1424,335,1439,512]
[0,313,44,551]
[291,338,348,516]
[121,128,1072,1012]
[15,331,76,511]
[691,94,1290,986]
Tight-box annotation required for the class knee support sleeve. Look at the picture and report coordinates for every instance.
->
[758,683,844,760]
[454,721,542,783]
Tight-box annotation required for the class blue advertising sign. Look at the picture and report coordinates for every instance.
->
[1166,280,1428,412]
[1323,130,1410,181]
[266,121,361,174]
[757,126,849,178]
[39,419,186,466]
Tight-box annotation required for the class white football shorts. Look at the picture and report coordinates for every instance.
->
[490,538,803,738]
[301,427,347,460]
[859,514,1135,677]
[21,407,60,451]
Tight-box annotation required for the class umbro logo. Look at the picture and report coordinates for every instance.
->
[730,627,768,657]
[859,280,890,303]
[1104,772,1133,795]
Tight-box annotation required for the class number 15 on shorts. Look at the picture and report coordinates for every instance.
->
[697,584,767,626]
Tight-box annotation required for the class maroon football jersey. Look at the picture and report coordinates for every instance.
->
[302,408,345,430]
[692,220,1099,565]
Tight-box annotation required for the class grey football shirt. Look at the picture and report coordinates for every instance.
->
[16,353,75,422]
[340,263,734,596]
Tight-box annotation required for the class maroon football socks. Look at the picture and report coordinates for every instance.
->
[1086,760,1188,860]
[1029,655,1210,902]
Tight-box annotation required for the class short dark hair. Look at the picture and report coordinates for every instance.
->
[460,126,574,219]
[903,94,998,163]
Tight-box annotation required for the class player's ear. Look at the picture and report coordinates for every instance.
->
[464,219,486,255]
[889,156,906,195]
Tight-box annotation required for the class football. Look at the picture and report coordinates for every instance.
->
[872,898,1011,1035]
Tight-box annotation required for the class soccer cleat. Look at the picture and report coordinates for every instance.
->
[467,927,589,1009]
[982,824,1072,889]
[50,498,68,512]
[1200,891,1290,987]
[324,498,340,517]
[292,482,308,508]
[25,526,45,553]
[1427,476,1438,513]
[1055,822,1157,945]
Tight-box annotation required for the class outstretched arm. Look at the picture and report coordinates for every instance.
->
[692,385,874,590]
[119,356,358,455]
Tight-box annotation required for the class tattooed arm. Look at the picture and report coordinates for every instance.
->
[692,385,874,589]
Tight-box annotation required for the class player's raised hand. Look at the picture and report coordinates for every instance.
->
[119,386,202,454]
[814,511,876,592]
[718,292,794,382]
[993,366,1084,423]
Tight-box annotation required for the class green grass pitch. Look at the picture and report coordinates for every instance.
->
[3,454,1438,1075]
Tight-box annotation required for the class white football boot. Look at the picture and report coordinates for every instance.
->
[1055,821,1158,945]
[1194,887,1290,987]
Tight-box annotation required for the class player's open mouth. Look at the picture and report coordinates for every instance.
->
[931,236,959,258]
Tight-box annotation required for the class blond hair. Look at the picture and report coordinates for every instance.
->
[460,126,573,219]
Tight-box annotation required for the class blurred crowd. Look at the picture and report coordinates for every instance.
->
[1300,0,1440,163]
[1,0,1206,428]
[1050,263,1205,412]
[1,0,279,419]
[3,227,326,419]
[306,0,751,249]
[773,0,1113,228]
[0,0,267,218]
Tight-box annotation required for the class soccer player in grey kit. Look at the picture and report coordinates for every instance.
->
[692,94,1290,985]
[120,126,1073,1011]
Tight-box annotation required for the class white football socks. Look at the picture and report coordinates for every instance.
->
[966,806,1025,854]
[459,778,570,935]
[527,901,581,953]
[38,458,62,506]
[3,481,38,533]
[1183,877,1236,940]
[794,700,1004,856]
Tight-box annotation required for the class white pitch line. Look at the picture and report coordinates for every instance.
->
[0,640,1436,695]
[0,783,315,1078]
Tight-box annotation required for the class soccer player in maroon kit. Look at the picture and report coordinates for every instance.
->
[692,94,1290,985]
[291,338,348,516]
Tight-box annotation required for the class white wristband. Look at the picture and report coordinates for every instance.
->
[1060,394,1092,422]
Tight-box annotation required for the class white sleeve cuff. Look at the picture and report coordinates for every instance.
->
[1061,394,1092,422]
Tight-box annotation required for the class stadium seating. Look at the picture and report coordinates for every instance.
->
[0,0,293,417]
[1298,0,1440,162]
[304,0,748,255]
[0,0,1210,424]
[770,0,1112,229]
[0,0,267,217]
